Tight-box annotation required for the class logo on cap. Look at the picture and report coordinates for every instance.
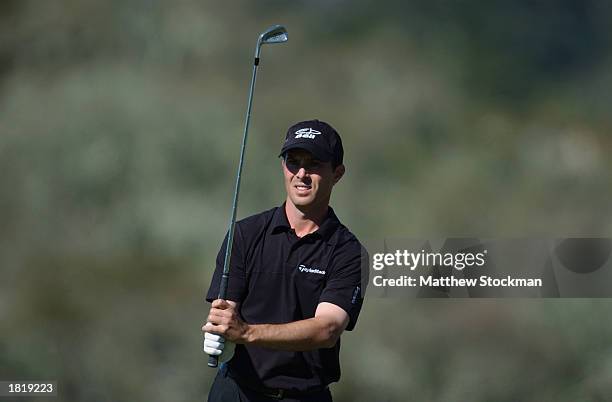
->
[294,128,321,139]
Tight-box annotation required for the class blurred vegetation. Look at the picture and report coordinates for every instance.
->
[1,0,611,401]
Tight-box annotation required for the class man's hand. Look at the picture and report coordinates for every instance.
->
[203,331,235,363]
[202,299,250,344]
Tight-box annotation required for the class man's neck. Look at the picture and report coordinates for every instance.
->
[284,200,329,238]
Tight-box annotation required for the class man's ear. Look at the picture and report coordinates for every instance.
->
[280,157,287,172]
[333,164,345,184]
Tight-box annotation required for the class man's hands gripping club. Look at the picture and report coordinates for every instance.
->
[203,299,247,362]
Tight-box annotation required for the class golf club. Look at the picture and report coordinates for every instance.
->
[207,25,288,368]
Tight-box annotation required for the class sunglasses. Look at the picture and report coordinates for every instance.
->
[283,154,326,173]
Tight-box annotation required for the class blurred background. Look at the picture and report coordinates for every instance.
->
[1,0,612,400]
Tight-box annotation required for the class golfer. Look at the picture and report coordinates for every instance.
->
[203,119,367,402]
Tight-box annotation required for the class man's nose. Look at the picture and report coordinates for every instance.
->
[295,167,307,179]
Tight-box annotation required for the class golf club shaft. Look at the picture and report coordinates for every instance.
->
[207,58,259,369]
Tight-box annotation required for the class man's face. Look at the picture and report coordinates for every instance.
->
[282,149,344,210]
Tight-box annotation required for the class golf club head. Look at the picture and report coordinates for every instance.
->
[261,25,288,44]
[255,25,288,58]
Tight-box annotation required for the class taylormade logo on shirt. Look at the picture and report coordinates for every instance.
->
[298,264,326,275]
[294,128,321,139]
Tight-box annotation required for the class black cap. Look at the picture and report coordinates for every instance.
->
[279,119,344,165]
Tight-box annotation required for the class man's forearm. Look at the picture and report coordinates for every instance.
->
[205,300,349,351]
[245,317,340,351]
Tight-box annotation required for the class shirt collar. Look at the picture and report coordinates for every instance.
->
[271,203,340,244]
[271,204,291,233]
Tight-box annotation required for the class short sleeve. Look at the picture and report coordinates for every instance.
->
[206,224,247,303]
[318,242,368,331]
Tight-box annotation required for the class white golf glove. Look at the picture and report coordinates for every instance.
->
[203,327,235,363]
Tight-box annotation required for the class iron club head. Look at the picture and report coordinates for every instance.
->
[255,25,288,58]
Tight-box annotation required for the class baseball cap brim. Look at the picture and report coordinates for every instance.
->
[278,141,334,162]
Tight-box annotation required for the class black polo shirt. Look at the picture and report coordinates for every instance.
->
[206,203,367,393]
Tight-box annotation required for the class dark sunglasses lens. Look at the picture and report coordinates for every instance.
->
[284,156,322,172]
[285,159,300,172]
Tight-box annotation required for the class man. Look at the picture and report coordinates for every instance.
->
[203,119,367,402]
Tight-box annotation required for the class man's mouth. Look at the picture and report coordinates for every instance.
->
[294,184,312,191]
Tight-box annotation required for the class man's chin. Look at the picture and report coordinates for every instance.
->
[292,198,313,207]
[289,195,317,208]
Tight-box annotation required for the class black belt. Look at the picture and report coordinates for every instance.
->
[228,372,328,400]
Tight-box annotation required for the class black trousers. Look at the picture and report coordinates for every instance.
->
[207,365,333,402]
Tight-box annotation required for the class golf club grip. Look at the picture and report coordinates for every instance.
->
[208,355,219,368]
[218,273,229,299]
